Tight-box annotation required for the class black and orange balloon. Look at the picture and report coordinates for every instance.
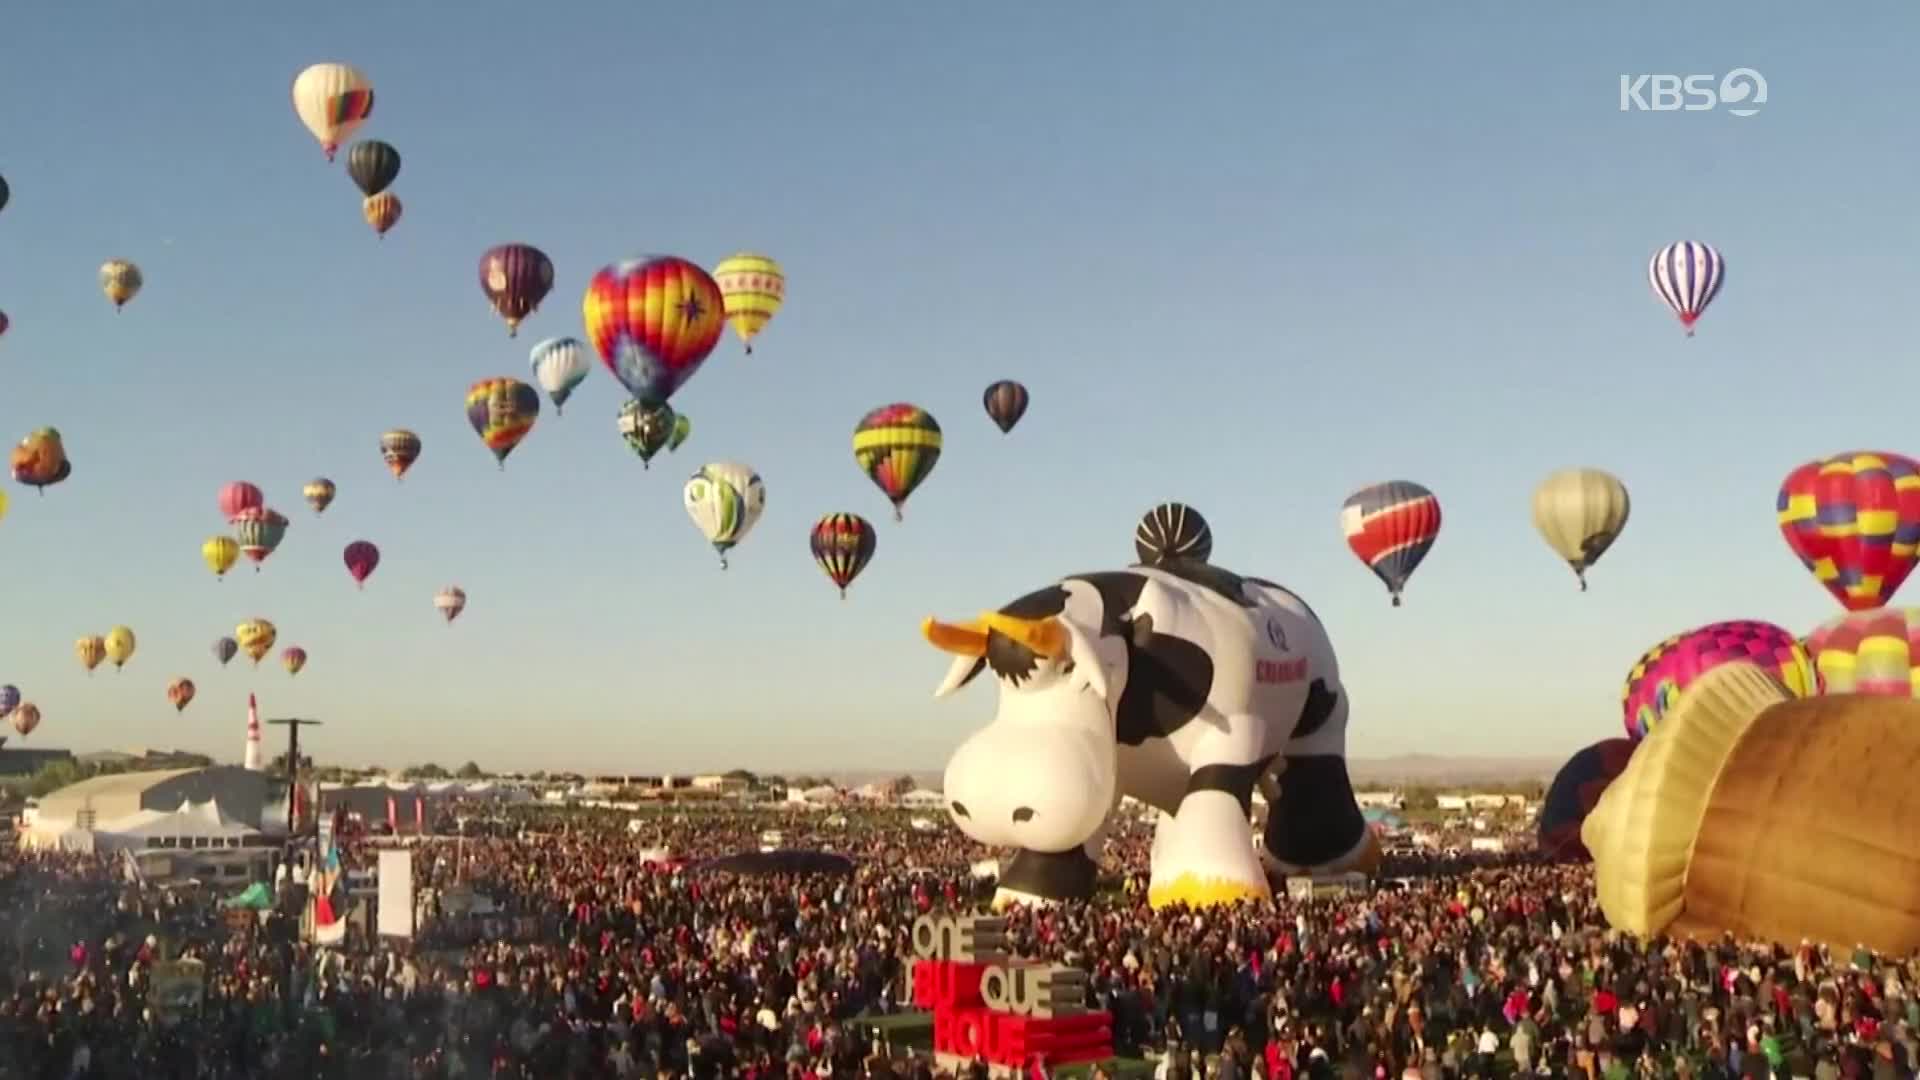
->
[810,513,877,599]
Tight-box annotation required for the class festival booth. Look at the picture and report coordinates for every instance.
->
[92,799,262,853]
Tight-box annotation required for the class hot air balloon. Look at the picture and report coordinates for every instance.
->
[202,536,239,580]
[291,62,374,161]
[235,620,277,666]
[9,427,69,493]
[343,540,380,588]
[479,244,554,337]
[344,139,400,197]
[1531,468,1630,591]
[0,310,9,342]
[0,685,19,719]
[232,507,289,570]
[983,380,1030,434]
[853,404,941,522]
[104,626,136,671]
[212,636,238,666]
[465,378,540,468]
[434,586,467,625]
[76,635,105,674]
[810,513,877,598]
[219,481,264,522]
[303,477,336,514]
[684,462,766,569]
[529,338,589,414]
[1340,481,1441,607]
[11,703,39,737]
[1621,620,1814,739]
[712,253,785,354]
[581,256,726,406]
[380,429,421,480]
[0,489,8,525]
[1134,503,1212,566]
[668,413,691,453]
[1648,241,1725,337]
[363,193,401,238]
[1806,607,1920,697]
[282,646,308,676]
[1777,452,1920,612]
[617,400,677,468]
[0,174,8,214]
[167,677,195,713]
[1536,738,1637,861]
[99,260,142,311]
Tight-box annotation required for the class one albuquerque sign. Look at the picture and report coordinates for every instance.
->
[908,913,1114,1074]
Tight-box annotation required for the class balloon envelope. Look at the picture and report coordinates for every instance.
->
[292,62,374,159]
[810,513,877,597]
[1777,452,1920,612]
[343,540,380,587]
[1340,481,1441,607]
[712,253,786,353]
[1531,468,1629,590]
[1807,607,1920,697]
[982,380,1030,434]
[852,404,941,521]
[1621,620,1813,739]
[344,139,400,196]
[464,378,540,465]
[1134,503,1212,566]
[684,462,765,568]
[1537,738,1637,861]
[1648,241,1725,335]
[581,257,726,406]
[479,244,555,336]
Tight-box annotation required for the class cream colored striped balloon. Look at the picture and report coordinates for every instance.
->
[292,63,374,161]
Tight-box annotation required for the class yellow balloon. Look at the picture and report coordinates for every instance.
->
[235,619,277,666]
[202,535,239,579]
[712,253,785,354]
[99,259,142,310]
[0,488,8,523]
[103,625,136,670]
[75,635,106,674]
[1530,467,1630,591]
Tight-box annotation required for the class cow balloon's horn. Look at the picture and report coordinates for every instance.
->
[978,613,1069,659]
[922,617,989,656]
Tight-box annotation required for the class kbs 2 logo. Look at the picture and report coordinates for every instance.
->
[1619,69,1767,117]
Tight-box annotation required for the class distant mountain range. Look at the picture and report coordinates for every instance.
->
[823,754,1563,793]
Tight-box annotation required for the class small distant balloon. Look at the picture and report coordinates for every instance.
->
[712,252,786,354]
[343,540,380,588]
[1531,468,1630,591]
[303,478,336,514]
[617,400,677,468]
[0,310,9,342]
[810,513,877,599]
[76,635,106,675]
[11,703,39,737]
[282,646,308,677]
[10,427,70,493]
[99,260,142,310]
[344,139,400,197]
[232,507,289,571]
[480,244,555,337]
[380,429,421,480]
[684,461,766,569]
[1340,481,1441,608]
[291,62,374,161]
[363,193,401,238]
[235,620,277,666]
[465,378,540,468]
[219,481,264,522]
[1649,241,1725,337]
[982,380,1030,434]
[202,536,239,580]
[167,678,196,713]
[0,174,8,214]
[104,626,136,671]
[853,404,941,522]
[434,586,467,625]
[529,338,589,415]
[212,637,239,666]
[0,685,19,718]
[1134,503,1212,566]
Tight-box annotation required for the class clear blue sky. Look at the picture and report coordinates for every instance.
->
[1,3,1913,774]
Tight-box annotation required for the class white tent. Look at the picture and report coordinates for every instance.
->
[92,798,260,852]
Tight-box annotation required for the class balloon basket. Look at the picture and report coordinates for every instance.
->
[1391,595,1402,608]
[892,507,904,523]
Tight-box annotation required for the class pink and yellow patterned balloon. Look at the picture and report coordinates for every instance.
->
[1807,607,1920,697]
[1620,619,1814,739]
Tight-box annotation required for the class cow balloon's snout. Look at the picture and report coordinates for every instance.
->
[942,719,1115,854]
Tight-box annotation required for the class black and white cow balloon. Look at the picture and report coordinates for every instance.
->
[923,551,1379,910]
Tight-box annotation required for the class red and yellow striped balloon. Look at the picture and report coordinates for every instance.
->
[581,257,725,406]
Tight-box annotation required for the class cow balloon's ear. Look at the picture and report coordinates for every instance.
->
[1129,613,1155,651]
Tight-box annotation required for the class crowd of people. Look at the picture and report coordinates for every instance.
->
[1,801,1915,1079]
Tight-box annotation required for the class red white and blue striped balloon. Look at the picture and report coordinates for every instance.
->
[1341,481,1442,607]
[1648,241,1725,336]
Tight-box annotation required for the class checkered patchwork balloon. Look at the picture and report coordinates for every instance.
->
[1778,451,1920,612]
[1806,607,1920,697]
[1620,620,1813,739]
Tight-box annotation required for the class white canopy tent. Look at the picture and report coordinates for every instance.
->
[92,798,261,852]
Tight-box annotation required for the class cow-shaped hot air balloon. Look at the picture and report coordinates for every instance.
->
[921,559,1377,910]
